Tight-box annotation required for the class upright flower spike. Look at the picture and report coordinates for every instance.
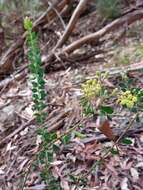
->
[24,18,47,123]
[24,17,33,31]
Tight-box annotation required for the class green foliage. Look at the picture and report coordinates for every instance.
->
[37,128,62,189]
[121,138,132,145]
[61,134,71,144]
[80,72,143,118]
[24,18,63,189]
[81,78,102,98]
[100,106,114,115]
[40,170,62,190]
[80,71,143,163]
[74,131,86,139]
[80,72,109,116]
[0,0,47,47]
[110,148,119,155]
[80,97,95,116]
[131,88,143,112]
[118,90,137,108]
[37,129,57,144]
[24,17,33,31]
[24,18,47,124]
[96,0,121,20]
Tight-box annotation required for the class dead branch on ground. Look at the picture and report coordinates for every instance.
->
[0,108,71,148]
[43,0,89,63]
[62,9,143,54]
[54,0,88,49]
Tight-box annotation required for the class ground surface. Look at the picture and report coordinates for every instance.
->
[1,7,143,190]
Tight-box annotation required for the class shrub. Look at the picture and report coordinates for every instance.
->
[24,17,47,123]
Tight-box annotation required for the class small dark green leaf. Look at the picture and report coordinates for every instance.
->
[100,106,114,114]
[52,144,60,153]
[34,113,43,124]
[40,170,48,180]
[136,116,140,123]
[122,138,132,145]
[69,175,77,183]
[38,102,46,110]
[32,88,38,93]
[37,68,44,76]
[33,99,39,104]
[37,77,45,86]
[32,93,40,101]
[74,131,86,139]
[110,148,119,155]
[50,133,57,140]
[29,63,36,72]
[46,151,53,162]
[37,128,44,135]
[43,132,51,143]
[62,134,71,144]
[130,107,137,113]
[137,90,143,97]
[127,78,133,85]
[38,150,46,164]
[40,90,47,100]
[32,81,38,88]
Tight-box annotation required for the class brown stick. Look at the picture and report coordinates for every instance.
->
[33,0,70,28]
[0,108,70,148]
[0,118,35,149]
[43,0,88,63]
[54,0,88,49]
[105,61,143,75]
[63,9,143,54]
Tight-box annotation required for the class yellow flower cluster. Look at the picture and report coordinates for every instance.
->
[118,90,137,108]
[81,79,102,98]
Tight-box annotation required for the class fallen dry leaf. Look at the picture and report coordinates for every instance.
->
[98,120,115,141]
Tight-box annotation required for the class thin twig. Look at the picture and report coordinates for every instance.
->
[43,0,88,63]
[55,0,88,49]
[48,1,66,30]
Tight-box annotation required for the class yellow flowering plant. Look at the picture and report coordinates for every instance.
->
[117,90,137,108]
[81,71,108,99]
[78,71,143,185]
[81,79,102,99]
[80,72,114,116]
[80,71,143,118]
